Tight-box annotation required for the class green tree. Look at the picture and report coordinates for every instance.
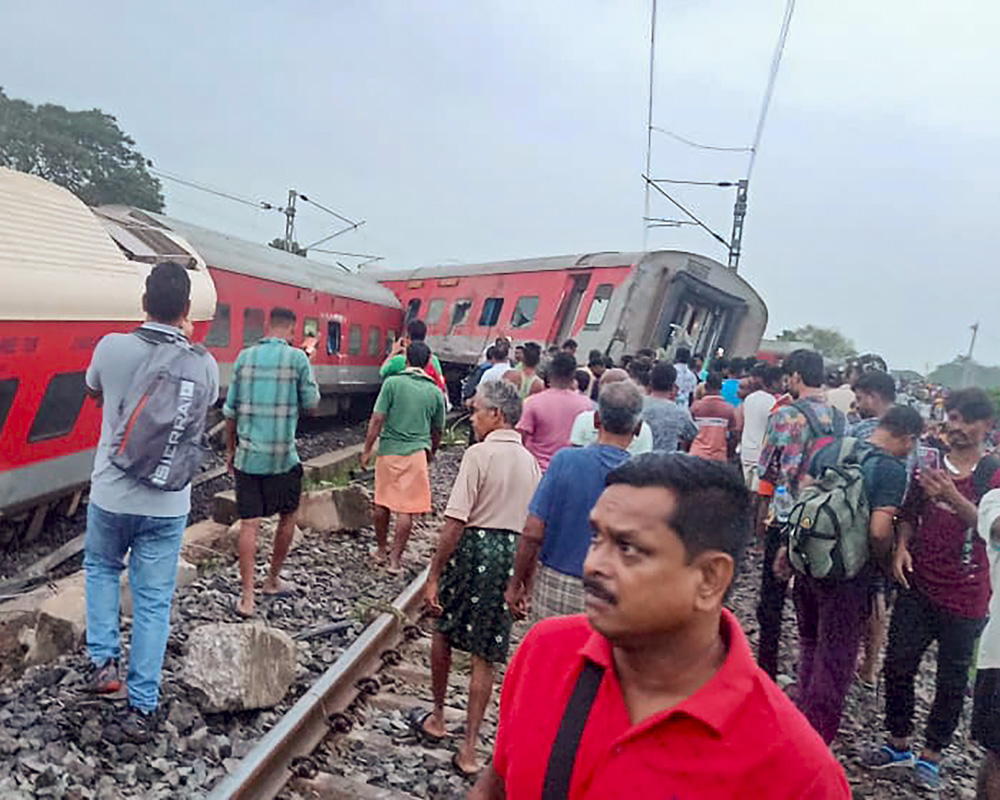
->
[0,87,163,211]
[776,325,858,360]
[268,238,308,257]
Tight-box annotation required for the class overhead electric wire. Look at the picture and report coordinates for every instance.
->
[148,168,283,212]
[650,178,738,187]
[746,0,795,180]
[297,194,358,226]
[642,175,729,247]
[650,127,753,153]
[303,221,367,250]
[309,248,383,260]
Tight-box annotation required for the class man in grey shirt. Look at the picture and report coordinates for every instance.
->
[84,262,219,739]
[642,362,697,452]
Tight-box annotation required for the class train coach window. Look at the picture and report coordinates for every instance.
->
[0,378,18,434]
[205,303,230,348]
[28,372,87,443]
[450,300,472,328]
[404,299,422,324]
[348,324,363,355]
[425,299,446,326]
[243,308,265,345]
[303,318,319,339]
[584,284,614,329]
[327,321,341,355]
[510,296,539,329]
[478,297,504,327]
[368,326,382,356]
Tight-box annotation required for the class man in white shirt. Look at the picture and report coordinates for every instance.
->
[973,488,1000,798]
[478,340,513,386]
[673,347,698,410]
[740,365,783,489]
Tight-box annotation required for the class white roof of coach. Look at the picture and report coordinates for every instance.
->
[96,207,401,309]
[0,168,215,322]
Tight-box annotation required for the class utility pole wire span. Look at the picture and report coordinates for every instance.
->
[642,175,730,248]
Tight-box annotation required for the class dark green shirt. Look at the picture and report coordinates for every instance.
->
[374,369,447,457]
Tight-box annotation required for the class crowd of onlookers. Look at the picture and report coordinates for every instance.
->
[77,273,1000,798]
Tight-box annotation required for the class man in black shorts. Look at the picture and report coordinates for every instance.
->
[224,308,321,617]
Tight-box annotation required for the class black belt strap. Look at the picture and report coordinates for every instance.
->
[541,660,604,800]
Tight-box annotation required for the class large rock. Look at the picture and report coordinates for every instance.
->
[25,573,86,666]
[296,486,371,533]
[181,520,239,565]
[120,557,198,617]
[182,622,296,712]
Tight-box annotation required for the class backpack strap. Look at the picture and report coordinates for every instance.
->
[835,436,859,465]
[541,660,604,800]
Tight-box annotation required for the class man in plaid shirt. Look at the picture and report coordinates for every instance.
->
[224,307,321,617]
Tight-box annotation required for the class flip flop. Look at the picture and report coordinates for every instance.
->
[262,584,297,599]
[232,597,254,619]
[407,707,444,744]
[451,752,481,780]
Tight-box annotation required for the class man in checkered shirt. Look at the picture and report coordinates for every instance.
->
[224,307,321,617]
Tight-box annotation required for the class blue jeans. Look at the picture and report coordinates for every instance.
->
[84,502,187,712]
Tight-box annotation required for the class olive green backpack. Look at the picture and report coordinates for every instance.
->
[787,437,871,580]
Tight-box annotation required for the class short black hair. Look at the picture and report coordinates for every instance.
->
[407,341,431,369]
[575,369,591,393]
[783,349,824,388]
[485,346,496,361]
[548,352,578,381]
[606,453,751,566]
[588,349,604,367]
[628,356,653,383]
[562,339,578,351]
[637,348,656,360]
[946,387,996,422]
[704,371,723,391]
[522,342,541,368]
[675,347,691,365]
[650,362,677,392]
[145,261,191,323]
[493,340,510,360]
[879,405,924,438]
[761,365,784,390]
[854,371,896,403]
[269,307,296,326]
[406,319,427,341]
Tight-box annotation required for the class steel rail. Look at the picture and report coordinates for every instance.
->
[207,566,429,800]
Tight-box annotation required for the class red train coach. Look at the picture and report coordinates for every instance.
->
[95,207,404,415]
[370,250,767,373]
[0,168,217,515]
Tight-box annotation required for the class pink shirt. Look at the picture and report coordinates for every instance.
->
[516,388,595,472]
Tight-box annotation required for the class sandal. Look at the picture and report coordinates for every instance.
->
[407,707,444,744]
[451,752,481,780]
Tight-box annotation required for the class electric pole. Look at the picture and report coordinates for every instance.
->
[284,189,297,251]
[727,179,748,270]
[962,322,980,387]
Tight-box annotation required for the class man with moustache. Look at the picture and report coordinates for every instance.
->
[472,454,850,799]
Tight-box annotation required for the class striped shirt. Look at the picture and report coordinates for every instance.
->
[223,337,321,475]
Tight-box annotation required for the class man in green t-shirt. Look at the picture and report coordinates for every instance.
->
[362,341,447,573]
[380,319,447,395]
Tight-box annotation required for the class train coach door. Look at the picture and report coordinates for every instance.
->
[549,274,590,345]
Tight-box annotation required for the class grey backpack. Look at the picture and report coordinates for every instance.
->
[787,437,871,580]
[110,328,214,491]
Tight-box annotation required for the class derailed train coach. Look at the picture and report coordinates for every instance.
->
[370,250,768,376]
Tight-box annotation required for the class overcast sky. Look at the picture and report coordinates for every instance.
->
[4,1,998,372]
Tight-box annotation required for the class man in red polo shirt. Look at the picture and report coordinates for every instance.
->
[470,453,849,800]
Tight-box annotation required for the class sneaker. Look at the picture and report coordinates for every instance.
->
[862,743,916,771]
[87,659,121,694]
[913,759,941,792]
[119,707,156,743]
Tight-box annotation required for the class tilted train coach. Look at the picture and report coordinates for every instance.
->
[370,250,767,376]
